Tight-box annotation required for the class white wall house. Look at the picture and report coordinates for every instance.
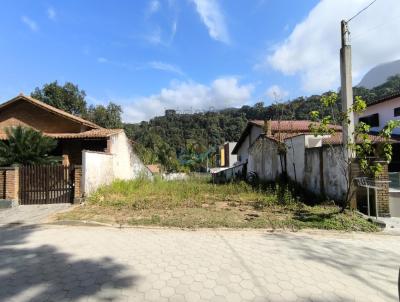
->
[357,93,400,135]
[82,131,152,195]
[232,121,264,164]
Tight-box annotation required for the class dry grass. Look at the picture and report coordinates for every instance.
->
[57,178,379,232]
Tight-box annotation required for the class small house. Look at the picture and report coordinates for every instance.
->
[0,94,150,204]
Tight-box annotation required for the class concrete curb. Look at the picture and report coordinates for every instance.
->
[356,211,386,229]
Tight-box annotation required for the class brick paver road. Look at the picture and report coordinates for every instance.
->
[0,225,398,302]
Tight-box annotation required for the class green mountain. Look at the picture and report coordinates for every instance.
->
[125,75,400,171]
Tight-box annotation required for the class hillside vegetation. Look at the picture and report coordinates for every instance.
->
[30,76,400,171]
[125,75,400,171]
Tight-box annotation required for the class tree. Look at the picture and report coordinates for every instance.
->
[0,126,59,166]
[87,103,123,129]
[31,81,87,116]
[309,93,400,210]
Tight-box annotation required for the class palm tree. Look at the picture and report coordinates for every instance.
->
[0,126,60,166]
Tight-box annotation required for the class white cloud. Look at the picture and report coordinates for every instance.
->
[148,61,185,76]
[21,16,39,32]
[96,57,184,76]
[148,0,161,15]
[122,77,254,122]
[144,20,178,46]
[145,27,163,45]
[190,0,230,44]
[265,85,289,101]
[264,0,400,93]
[97,57,108,63]
[47,7,56,20]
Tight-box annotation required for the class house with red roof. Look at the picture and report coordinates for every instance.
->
[227,118,396,216]
[0,94,150,202]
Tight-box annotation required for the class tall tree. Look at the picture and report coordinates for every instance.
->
[31,81,123,129]
[87,103,123,129]
[31,81,87,116]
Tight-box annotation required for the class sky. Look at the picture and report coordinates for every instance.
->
[1,0,400,123]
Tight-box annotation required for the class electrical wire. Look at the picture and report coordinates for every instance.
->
[348,0,378,22]
[351,14,400,41]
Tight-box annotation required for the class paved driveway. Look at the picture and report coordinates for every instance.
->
[0,204,71,225]
[0,226,399,302]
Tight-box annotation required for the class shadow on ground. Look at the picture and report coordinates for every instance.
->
[0,224,138,301]
[264,232,399,301]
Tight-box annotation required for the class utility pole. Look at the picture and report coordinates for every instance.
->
[340,20,355,158]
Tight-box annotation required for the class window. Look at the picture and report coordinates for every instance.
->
[359,113,379,127]
[394,107,400,117]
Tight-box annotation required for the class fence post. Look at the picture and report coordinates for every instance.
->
[73,165,83,204]
[5,166,19,205]
[374,160,390,217]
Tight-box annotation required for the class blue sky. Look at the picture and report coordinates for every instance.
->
[1,0,399,122]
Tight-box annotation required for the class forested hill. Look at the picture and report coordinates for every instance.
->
[125,75,400,170]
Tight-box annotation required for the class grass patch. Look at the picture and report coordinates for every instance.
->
[57,178,379,232]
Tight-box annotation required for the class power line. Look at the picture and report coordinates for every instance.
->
[352,14,400,41]
[348,0,378,23]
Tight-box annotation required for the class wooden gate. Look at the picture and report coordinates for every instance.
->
[19,165,74,204]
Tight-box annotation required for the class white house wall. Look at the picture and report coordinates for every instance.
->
[357,97,400,135]
[237,125,264,164]
[227,142,238,166]
[109,132,152,180]
[82,131,151,195]
[237,136,249,163]
[82,151,114,195]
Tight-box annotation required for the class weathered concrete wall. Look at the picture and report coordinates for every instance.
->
[248,138,282,181]
[237,136,249,163]
[285,135,305,184]
[82,132,151,195]
[237,126,264,164]
[212,163,245,183]
[304,148,321,195]
[250,126,263,146]
[163,173,188,181]
[82,151,114,195]
[109,132,151,180]
[322,146,347,201]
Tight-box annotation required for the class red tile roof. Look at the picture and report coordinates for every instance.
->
[0,94,101,129]
[0,94,125,141]
[249,120,341,132]
[146,164,161,174]
[0,128,123,140]
[232,120,341,154]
